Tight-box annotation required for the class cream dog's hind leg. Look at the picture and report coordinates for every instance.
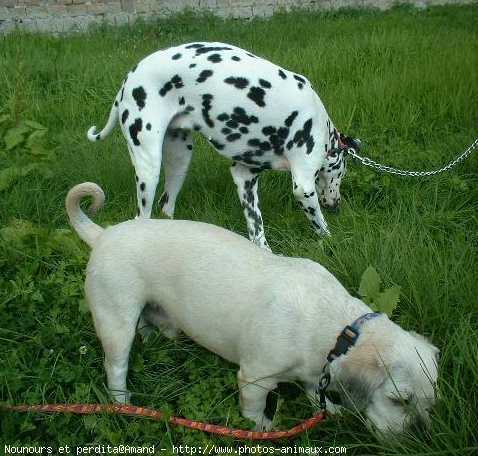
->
[86,276,143,403]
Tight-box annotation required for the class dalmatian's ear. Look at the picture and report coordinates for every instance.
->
[342,136,362,151]
[339,133,361,151]
[351,138,362,150]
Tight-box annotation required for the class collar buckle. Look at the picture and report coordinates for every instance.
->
[326,325,359,363]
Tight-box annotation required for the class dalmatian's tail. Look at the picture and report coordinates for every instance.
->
[87,93,120,142]
[66,182,105,248]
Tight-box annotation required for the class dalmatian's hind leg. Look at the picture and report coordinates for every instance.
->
[122,113,171,219]
[159,129,193,218]
[230,162,270,251]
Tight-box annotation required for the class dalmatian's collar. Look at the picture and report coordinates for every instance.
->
[326,131,359,158]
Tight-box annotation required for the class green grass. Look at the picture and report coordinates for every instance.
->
[1,4,477,454]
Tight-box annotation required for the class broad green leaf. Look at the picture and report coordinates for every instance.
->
[0,219,39,243]
[4,125,30,150]
[374,286,401,316]
[26,128,47,150]
[358,265,382,303]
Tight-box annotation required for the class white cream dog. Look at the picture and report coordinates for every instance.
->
[67,182,439,434]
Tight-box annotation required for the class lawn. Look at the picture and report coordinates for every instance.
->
[0,4,477,455]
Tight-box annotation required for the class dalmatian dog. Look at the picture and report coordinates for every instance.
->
[66,182,439,434]
[88,42,361,249]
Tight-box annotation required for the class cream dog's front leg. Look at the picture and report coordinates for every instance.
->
[238,369,277,431]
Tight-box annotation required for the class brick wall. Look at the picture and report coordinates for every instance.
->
[0,1,475,34]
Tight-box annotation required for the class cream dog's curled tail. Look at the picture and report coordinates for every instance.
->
[66,182,105,248]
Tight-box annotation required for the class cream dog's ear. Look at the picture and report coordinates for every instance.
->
[330,340,388,407]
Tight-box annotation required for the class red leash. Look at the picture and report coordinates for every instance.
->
[4,403,327,440]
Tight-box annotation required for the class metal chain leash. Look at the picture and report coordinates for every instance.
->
[346,138,478,177]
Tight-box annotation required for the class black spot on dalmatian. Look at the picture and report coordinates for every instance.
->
[250,162,271,173]
[231,107,259,125]
[179,96,185,105]
[120,86,125,101]
[261,126,286,155]
[131,65,137,73]
[186,43,205,49]
[304,191,315,198]
[312,220,321,230]
[226,120,239,129]
[193,124,201,131]
[227,133,241,142]
[135,175,139,182]
[95,134,101,141]
[141,197,146,207]
[294,74,306,89]
[201,94,214,128]
[287,118,314,154]
[114,100,118,107]
[224,77,249,89]
[208,53,222,63]
[239,126,249,134]
[159,82,173,97]
[259,79,272,89]
[197,70,214,83]
[209,138,225,150]
[171,75,183,88]
[146,123,151,131]
[159,75,184,96]
[285,110,298,127]
[307,206,316,216]
[217,113,229,121]
[231,56,241,61]
[195,46,232,56]
[140,182,146,191]
[129,118,142,146]
[278,69,287,79]
[222,127,232,135]
[172,53,182,60]
[121,109,129,124]
[137,208,140,216]
[185,105,195,112]
[187,144,193,150]
[246,53,256,58]
[132,86,147,110]
[189,63,197,68]
[247,86,266,107]
[248,138,271,151]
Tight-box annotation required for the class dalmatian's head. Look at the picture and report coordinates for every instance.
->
[317,135,361,210]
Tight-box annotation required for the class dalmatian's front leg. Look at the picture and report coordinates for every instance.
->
[290,162,330,236]
[230,163,270,251]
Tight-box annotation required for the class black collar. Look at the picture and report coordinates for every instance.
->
[327,312,381,363]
